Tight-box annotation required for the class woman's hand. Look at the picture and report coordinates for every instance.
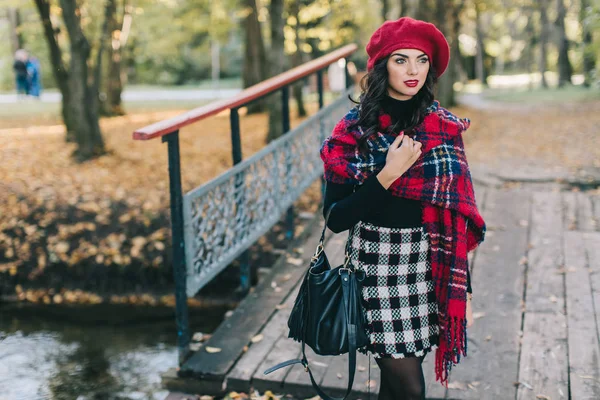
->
[466,295,474,328]
[377,132,422,189]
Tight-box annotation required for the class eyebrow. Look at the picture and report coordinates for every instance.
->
[391,53,428,58]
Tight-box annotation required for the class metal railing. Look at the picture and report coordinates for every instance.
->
[132,44,358,363]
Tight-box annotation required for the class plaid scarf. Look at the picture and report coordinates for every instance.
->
[320,100,486,385]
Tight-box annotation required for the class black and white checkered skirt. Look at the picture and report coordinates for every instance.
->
[348,220,440,359]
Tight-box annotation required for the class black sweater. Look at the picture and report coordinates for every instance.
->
[322,95,472,293]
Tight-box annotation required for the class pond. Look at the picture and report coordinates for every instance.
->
[0,303,229,400]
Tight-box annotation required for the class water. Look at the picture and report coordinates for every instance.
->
[0,304,228,400]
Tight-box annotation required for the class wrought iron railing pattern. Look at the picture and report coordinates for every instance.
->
[183,89,354,296]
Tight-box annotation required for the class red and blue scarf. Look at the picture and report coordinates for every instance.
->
[320,100,486,385]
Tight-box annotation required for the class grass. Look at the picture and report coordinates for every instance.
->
[482,84,600,104]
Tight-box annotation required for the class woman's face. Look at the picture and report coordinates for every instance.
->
[386,48,430,100]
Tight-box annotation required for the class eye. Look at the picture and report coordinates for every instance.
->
[419,58,429,63]
[395,58,406,64]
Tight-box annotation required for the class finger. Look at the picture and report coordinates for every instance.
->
[391,132,404,148]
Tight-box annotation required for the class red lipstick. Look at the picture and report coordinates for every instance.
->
[404,80,419,87]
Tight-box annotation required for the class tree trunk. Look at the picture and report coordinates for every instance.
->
[266,0,286,143]
[33,0,76,143]
[398,0,407,17]
[7,8,24,53]
[381,0,389,20]
[108,1,132,115]
[60,0,105,161]
[434,0,456,106]
[243,0,268,114]
[416,0,434,21]
[474,1,486,86]
[538,0,549,88]
[524,7,535,90]
[405,0,419,17]
[103,0,126,116]
[96,0,115,116]
[555,0,573,87]
[580,0,595,87]
[290,0,306,117]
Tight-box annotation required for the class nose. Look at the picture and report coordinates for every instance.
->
[407,60,418,75]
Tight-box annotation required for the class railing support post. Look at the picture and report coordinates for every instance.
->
[344,57,352,89]
[281,85,294,240]
[317,69,327,203]
[230,108,254,293]
[162,130,190,365]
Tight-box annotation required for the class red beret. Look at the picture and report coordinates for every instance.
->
[366,17,450,77]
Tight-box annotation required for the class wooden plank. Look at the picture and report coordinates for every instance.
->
[516,192,568,400]
[316,351,378,400]
[577,191,596,231]
[225,284,298,392]
[586,232,600,375]
[278,232,349,397]
[564,231,600,400]
[281,346,334,399]
[563,191,577,231]
[180,216,327,385]
[250,226,348,396]
[446,189,530,399]
[592,196,600,231]
[422,188,490,399]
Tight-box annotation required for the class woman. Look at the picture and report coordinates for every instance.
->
[320,17,486,399]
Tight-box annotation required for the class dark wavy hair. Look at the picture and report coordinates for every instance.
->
[348,56,438,152]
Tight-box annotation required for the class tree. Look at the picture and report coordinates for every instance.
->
[537,0,550,88]
[6,7,24,54]
[266,0,286,142]
[474,0,487,86]
[398,0,407,17]
[242,0,268,113]
[580,0,595,87]
[100,0,133,116]
[290,0,307,117]
[435,0,463,106]
[381,0,389,20]
[555,0,573,86]
[34,0,105,161]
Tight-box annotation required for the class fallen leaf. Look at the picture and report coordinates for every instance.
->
[535,395,551,400]
[205,346,222,353]
[251,334,264,343]
[447,381,467,390]
[473,312,486,319]
[519,256,528,265]
[192,332,205,342]
[287,257,303,266]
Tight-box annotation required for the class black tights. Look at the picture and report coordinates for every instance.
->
[375,355,426,400]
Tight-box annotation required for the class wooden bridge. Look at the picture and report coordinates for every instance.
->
[162,179,600,400]
[132,45,600,400]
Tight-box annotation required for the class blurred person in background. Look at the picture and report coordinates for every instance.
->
[27,55,43,98]
[13,49,30,98]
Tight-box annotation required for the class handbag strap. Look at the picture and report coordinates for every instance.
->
[318,184,358,261]
[263,268,358,400]
[264,192,362,399]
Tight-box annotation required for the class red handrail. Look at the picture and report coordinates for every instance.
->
[132,44,358,140]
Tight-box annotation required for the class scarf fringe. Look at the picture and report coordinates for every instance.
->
[435,315,468,386]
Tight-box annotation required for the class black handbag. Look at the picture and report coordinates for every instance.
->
[263,202,370,400]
